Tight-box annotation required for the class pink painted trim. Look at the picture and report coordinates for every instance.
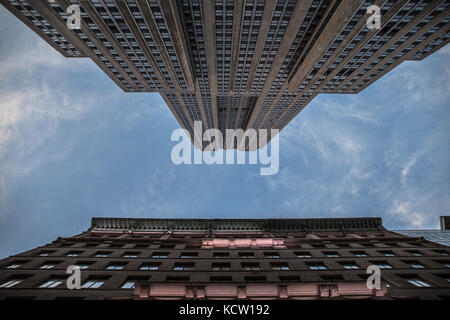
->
[201,238,285,248]
[134,282,387,299]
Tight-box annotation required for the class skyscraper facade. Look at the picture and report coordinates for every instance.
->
[0,217,449,300]
[2,0,449,148]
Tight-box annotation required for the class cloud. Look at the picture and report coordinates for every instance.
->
[119,167,181,217]
[388,200,427,227]
[266,48,450,227]
[0,41,91,78]
[0,22,106,217]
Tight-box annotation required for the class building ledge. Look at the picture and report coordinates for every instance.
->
[132,282,388,300]
[91,217,384,233]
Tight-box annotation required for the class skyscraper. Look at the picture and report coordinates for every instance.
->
[0,217,449,300]
[2,0,449,148]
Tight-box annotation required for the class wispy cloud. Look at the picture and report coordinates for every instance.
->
[268,46,450,227]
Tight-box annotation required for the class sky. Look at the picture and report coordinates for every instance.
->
[0,6,449,259]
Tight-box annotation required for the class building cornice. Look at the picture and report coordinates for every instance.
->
[91,217,384,233]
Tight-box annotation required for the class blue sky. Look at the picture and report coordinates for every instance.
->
[0,7,449,259]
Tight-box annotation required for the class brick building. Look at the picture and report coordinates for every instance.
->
[1,0,449,148]
[0,217,449,300]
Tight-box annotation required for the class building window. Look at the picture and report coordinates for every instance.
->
[279,275,301,282]
[342,262,359,269]
[210,276,232,282]
[372,261,392,269]
[151,252,169,258]
[324,252,340,258]
[409,262,425,269]
[360,243,375,247]
[67,251,82,257]
[40,263,57,269]
[81,279,106,289]
[38,251,54,257]
[185,245,201,249]
[106,263,126,270]
[435,274,450,283]
[212,263,231,271]
[74,262,92,270]
[406,278,431,287]
[120,277,150,289]
[213,252,229,258]
[160,244,175,249]
[296,252,312,258]
[433,250,448,256]
[380,251,395,257]
[238,252,254,258]
[264,252,280,258]
[307,263,327,270]
[94,251,110,258]
[180,252,198,258]
[321,274,345,281]
[0,279,23,288]
[166,276,190,282]
[407,250,422,257]
[271,263,290,270]
[134,245,148,249]
[6,263,23,269]
[140,263,160,270]
[244,276,266,282]
[122,252,140,258]
[39,279,64,288]
[121,281,136,289]
[241,262,260,271]
[352,251,367,257]
[173,263,194,271]
[383,242,397,247]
